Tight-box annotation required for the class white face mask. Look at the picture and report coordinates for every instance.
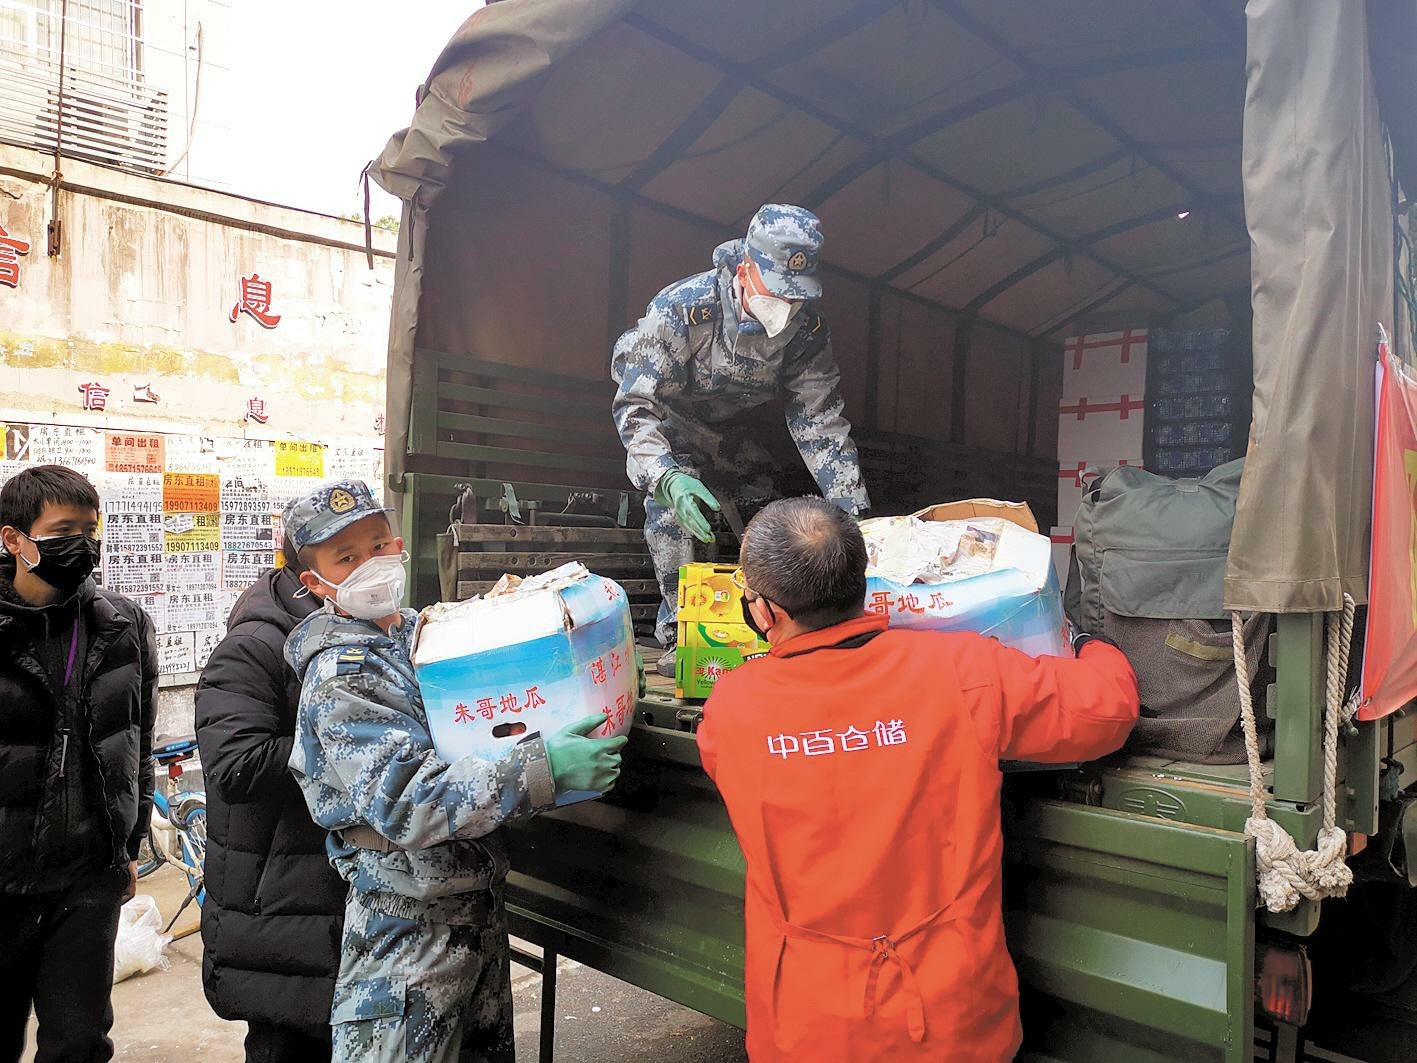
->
[313,552,408,620]
[746,293,795,338]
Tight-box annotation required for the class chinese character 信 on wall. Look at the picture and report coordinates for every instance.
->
[0,224,31,288]
[78,383,110,412]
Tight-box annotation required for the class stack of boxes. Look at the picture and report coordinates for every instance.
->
[1052,329,1149,583]
[1146,328,1249,476]
[674,563,770,700]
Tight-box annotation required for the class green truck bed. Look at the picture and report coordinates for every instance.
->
[505,676,1261,1060]
[500,637,1417,1062]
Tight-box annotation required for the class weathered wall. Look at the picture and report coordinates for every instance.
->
[0,143,394,438]
[0,142,397,735]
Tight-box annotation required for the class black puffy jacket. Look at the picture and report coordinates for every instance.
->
[195,567,346,1033]
[0,569,157,894]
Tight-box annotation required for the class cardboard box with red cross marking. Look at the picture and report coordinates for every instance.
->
[1056,395,1146,462]
[1061,329,1147,398]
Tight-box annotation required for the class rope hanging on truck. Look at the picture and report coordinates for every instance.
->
[1232,596,1357,913]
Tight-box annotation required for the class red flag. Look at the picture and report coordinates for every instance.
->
[1360,332,1417,719]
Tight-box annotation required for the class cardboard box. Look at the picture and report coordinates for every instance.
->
[675,618,769,699]
[677,562,746,623]
[862,503,1070,658]
[1061,329,1148,398]
[413,563,637,807]
[911,498,1037,533]
[1056,394,1146,463]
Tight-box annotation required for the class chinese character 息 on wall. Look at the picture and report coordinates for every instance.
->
[230,273,281,328]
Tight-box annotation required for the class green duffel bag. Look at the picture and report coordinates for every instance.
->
[1066,458,1245,632]
[1065,459,1273,764]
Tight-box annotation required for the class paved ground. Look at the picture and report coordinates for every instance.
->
[21,865,746,1062]
[511,958,746,1063]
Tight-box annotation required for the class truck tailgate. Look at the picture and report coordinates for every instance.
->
[1006,801,1255,1062]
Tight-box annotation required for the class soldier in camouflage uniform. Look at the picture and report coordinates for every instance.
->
[282,479,626,1062]
[611,204,871,663]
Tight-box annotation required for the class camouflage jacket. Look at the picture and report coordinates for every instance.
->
[611,239,871,512]
[285,607,556,910]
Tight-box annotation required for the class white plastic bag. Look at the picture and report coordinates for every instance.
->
[112,894,171,983]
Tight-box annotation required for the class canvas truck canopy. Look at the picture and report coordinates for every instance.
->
[372,0,1414,615]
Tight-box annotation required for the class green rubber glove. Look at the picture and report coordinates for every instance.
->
[635,650,647,698]
[545,714,629,794]
[656,471,719,544]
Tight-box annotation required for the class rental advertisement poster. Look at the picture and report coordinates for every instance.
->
[0,424,382,677]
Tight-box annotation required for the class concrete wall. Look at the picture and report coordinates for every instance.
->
[0,141,397,736]
[0,141,394,438]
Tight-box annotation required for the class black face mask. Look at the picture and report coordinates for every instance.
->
[21,533,101,594]
[741,594,772,640]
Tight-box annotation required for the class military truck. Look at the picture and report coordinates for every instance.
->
[369,3,1417,1059]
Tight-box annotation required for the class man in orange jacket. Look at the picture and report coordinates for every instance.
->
[697,498,1140,1062]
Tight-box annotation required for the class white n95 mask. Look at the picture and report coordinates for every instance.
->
[315,552,408,620]
[747,293,795,338]
[735,258,801,339]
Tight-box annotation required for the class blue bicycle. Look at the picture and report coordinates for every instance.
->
[135,735,207,932]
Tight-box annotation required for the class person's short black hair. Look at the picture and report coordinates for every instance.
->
[280,533,306,575]
[739,497,867,630]
[0,465,101,534]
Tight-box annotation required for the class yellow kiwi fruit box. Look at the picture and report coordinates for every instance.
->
[676,562,748,622]
[674,618,769,700]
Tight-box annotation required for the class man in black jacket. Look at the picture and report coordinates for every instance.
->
[195,538,347,1062]
[0,465,157,1063]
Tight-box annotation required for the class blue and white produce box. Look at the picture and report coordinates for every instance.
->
[412,563,637,806]
[861,502,1070,658]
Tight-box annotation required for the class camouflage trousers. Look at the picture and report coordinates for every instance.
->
[330,889,514,1063]
[645,424,778,647]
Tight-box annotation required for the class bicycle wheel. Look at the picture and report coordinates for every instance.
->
[175,796,208,901]
[135,830,162,879]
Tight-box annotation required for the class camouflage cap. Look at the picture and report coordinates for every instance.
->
[282,478,393,552]
[744,204,824,301]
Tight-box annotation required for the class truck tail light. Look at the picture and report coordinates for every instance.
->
[1255,941,1311,1026]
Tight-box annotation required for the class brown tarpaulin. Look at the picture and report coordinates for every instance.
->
[372,0,638,486]
[372,0,1411,614]
[1224,0,1394,612]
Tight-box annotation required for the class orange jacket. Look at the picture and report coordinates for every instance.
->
[697,613,1139,1062]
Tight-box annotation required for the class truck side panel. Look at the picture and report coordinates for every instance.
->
[1005,801,1255,1063]
[503,720,748,1027]
[504,709,1259,1061]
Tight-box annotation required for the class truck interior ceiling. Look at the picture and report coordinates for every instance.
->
[393,1,1263,605]
[384,0,1412,627]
